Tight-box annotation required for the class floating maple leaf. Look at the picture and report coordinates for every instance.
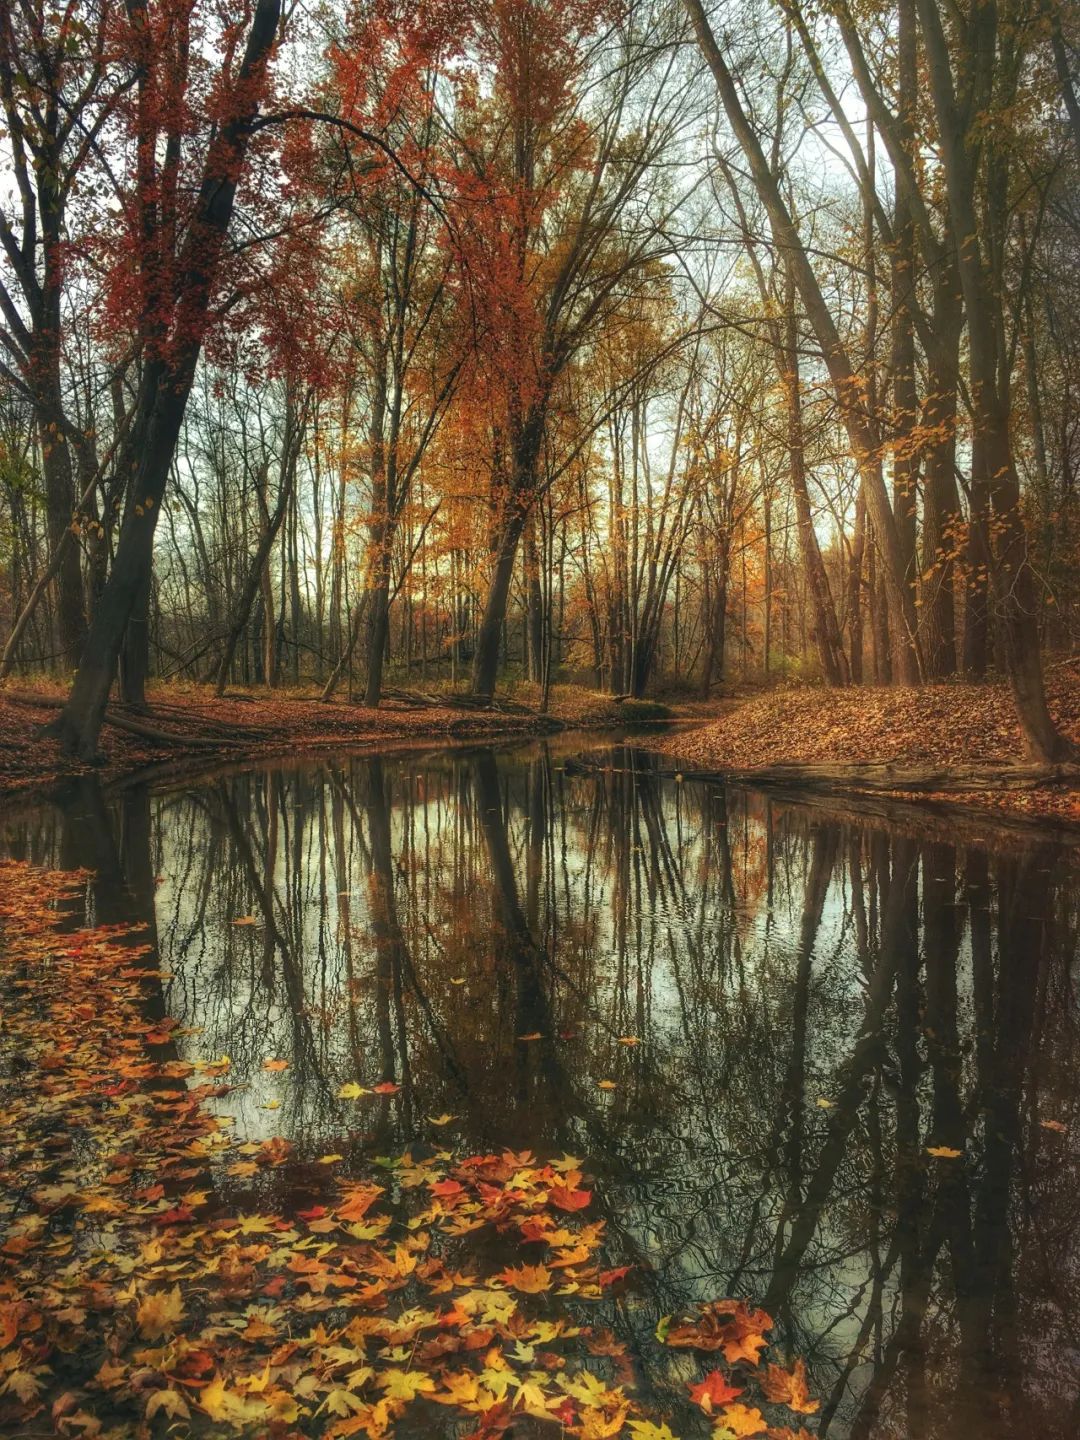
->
[135,1284,184,1339]
[759,1358,818,1413]
[718,1400,767,1435]
[498,1263,553,1293]
[550,1182,592,1211]
[688,1368,743,1412]
[664,1300,772,1365]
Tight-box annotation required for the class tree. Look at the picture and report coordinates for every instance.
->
[0,0,128,666]
[442,0,690,700]
[684,0,923,686]
[44,0,284,757]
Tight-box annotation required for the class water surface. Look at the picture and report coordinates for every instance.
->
[4,738,1079,1439]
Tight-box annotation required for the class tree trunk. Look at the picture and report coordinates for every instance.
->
[684,0,922,683]
[471,415,544,701]
[963,434,990,678]
[472,501,528,701]
[524,511,544,684]
[848,486,866,682]
[44,370,188,756]
[363,521,393,708]
[43,0,282,757]
[783,266,849,686]
[916,0,1068,759]
[119,567,151,707]
[921,277,962,677]
[37,409,87,670]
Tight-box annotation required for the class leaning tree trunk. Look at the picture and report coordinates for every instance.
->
[44,368,189,757]
[471,500,529,701]
[471,416,545,702]
[213,457,291,696]
[782,267,849,686]
[684,0,921,683]
[119,565,152,707]
[43,0,282,758]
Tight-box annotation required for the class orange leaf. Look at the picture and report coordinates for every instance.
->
[720,1402,767,1436]
[498,1264,552,1293]
[759,1359,818,1414]
[688,1369,742,1412]
[550,1183,592,1212]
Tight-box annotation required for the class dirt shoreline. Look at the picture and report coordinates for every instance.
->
[4,676,1080,827]
[645,667,1080,829]
[0,682,674,805]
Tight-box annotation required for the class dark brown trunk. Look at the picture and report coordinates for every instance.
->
[783,266,849,685]
[889,0,919,685]
[44,0,283,757]
[363,526,393,708]
[45,370,188,757]
[472,501,528,701]
[847,486,866,682]
[471,414,544,701]
[916,0,1068,759]
[921,278,962,678]
[119,566,151,707]
[524,511,544,684]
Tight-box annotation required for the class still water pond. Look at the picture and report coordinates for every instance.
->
[4,737,1079,1439]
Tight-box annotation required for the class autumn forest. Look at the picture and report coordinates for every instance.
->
[1,0,1079,1437]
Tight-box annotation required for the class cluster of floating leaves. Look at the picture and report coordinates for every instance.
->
[0,860,818,1439]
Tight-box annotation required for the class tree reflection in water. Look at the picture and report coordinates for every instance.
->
[3,740,1078,1440]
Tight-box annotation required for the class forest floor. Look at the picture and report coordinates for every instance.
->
[648,658,1080,827]
[0,680,677,801]
[4,669,1079,825]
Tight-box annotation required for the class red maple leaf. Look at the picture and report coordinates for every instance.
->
[689,1369,743,1412]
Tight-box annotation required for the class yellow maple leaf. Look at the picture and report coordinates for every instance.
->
[627,1421,678,1440]
[145,1388,191,1421]
[580,1405,630,1438]
[200,1374,271,1424]
[377,1369,435,1402]
[926,1145,963,1159]
[498,1263,552,1293]
[320,1388,367,1417]
[136,1284,184,1340]
[717,1402,767,1436]
[550,1153,585,1173]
